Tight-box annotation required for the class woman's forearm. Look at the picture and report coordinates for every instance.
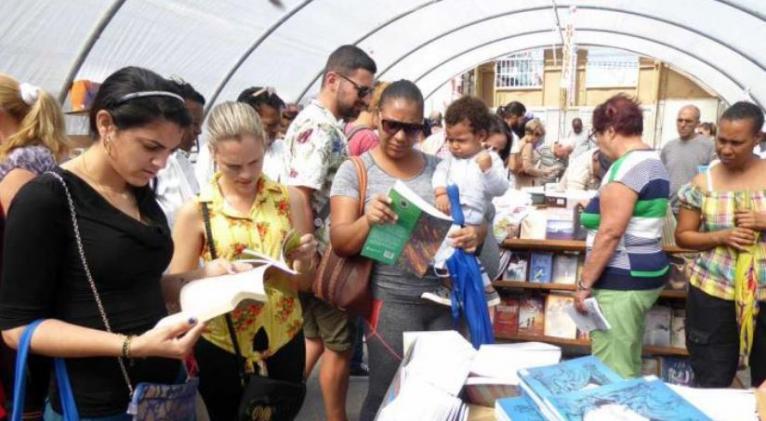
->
[581,230,621,289]
[331,216,372,256]
[2,319,124,358]
[676,230,722,251]
[161,268,206,305]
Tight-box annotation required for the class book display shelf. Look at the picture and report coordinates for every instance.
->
[494,238,691,359]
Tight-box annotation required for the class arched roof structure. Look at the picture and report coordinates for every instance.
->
[1,0,764,112]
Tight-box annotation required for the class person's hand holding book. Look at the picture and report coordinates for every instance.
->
[365,194,398,225]
[286,233,317,274]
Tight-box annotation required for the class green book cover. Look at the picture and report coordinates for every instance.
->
[361,180,452,277]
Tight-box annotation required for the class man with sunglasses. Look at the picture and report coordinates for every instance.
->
[283,44,376,421]
[660,104,715,214]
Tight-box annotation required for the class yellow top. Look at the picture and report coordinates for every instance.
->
[199,173,302,368]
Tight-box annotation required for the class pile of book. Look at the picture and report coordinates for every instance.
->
[496,356,734,421]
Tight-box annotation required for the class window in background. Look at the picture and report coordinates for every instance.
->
[585,48,639,88]
[495,50,544,89]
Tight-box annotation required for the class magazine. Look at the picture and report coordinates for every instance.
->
[361,180,453,277]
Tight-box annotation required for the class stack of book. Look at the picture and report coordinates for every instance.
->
[496,356,714,420]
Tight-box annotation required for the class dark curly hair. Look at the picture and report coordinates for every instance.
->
[445,96,492,134]
[592,94,643,137]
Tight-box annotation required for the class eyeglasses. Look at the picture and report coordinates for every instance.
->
[380,119,424,137]
[336,73,373,98]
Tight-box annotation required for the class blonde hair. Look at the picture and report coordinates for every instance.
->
[206,101,266,150]
[524,118,546,137]
[367,81,390,113]
[0,74,69,161]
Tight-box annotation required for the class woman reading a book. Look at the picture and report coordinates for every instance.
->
[168,101,317,420]
[675,102,766,388]
[0,66,244,420]
[575,94,671,379]
[329,81,490,421]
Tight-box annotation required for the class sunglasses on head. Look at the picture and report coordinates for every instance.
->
[381,119,424,136]
[336,73,373,98]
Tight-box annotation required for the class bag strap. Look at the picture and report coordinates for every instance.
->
[346,125,369,143]
[200,201,249,386]
[349,156,367,216]
[11,320,44,421]
[46,171,134,397]
[12,321,80,421]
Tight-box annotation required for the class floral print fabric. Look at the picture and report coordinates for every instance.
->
[198,174,302,367]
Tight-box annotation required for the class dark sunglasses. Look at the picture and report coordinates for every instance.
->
[337,73,373,98]
[381,119,424,136]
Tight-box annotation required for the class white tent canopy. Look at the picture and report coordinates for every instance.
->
[1,0,764,112]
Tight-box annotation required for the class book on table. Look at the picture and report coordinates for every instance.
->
[361,180,453,277]
[494,296,520,337]
[464,342,561,407]
[644,304,672,347]
[545,376,711,421]
[495,395,545,421]
[552,252,579,284]
[517,355,623,419]
[528,252,553,283]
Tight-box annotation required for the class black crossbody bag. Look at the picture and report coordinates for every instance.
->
[200,202,306,421]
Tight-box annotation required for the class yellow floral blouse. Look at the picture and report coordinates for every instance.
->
[199,173,302,368]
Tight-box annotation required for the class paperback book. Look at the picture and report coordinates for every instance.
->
[495,395,545,421]
[505,251,529,281]
[361,180,452,277]
[546,376,710,421]
[529,252,553,283]
[644,305,672,347]
[494,297,520,337]
[518,355,623,419]
[552,253,579,284]
[543,294,577,339]
[518,295,545,335]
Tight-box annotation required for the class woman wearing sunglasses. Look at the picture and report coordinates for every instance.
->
[328,81,489,421]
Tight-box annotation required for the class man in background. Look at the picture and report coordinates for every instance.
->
[155,80,204,228]
[661,105,715,214]
[283,45,376,421]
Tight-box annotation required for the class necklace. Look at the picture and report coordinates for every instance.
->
[76,155,141,221]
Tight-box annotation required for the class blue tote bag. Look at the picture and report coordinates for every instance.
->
[11,320,79,421]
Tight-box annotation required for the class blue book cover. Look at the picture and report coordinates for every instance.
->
[518,356,622,407]
[660,357,695,386]
[547,376,711,421]
[529,252,553,283]
[495,395,545,421]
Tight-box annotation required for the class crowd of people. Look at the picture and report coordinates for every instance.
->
[0,42,763,421]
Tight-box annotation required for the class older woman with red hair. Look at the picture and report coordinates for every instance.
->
[574,94,671,378]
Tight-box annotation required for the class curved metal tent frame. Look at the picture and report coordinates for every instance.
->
[1,0,763,114]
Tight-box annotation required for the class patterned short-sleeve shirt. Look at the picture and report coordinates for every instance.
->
[282,100,347,248]
[0,145,57,181]
[678,182,766,301]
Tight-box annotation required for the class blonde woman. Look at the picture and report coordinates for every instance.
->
[0,73,69,418]
[0,74,68,212]
[515,118,556,188]
[169,101,316,420]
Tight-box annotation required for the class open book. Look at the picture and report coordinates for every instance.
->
[361,180,452,277]
[156,231,302,328]
[564,297,611,332]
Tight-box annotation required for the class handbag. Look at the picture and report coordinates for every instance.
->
[200,202,306,421]
[46,171,198,421]
[311,156,374,318]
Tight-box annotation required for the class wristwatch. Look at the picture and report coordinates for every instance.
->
[576,279,591,291]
